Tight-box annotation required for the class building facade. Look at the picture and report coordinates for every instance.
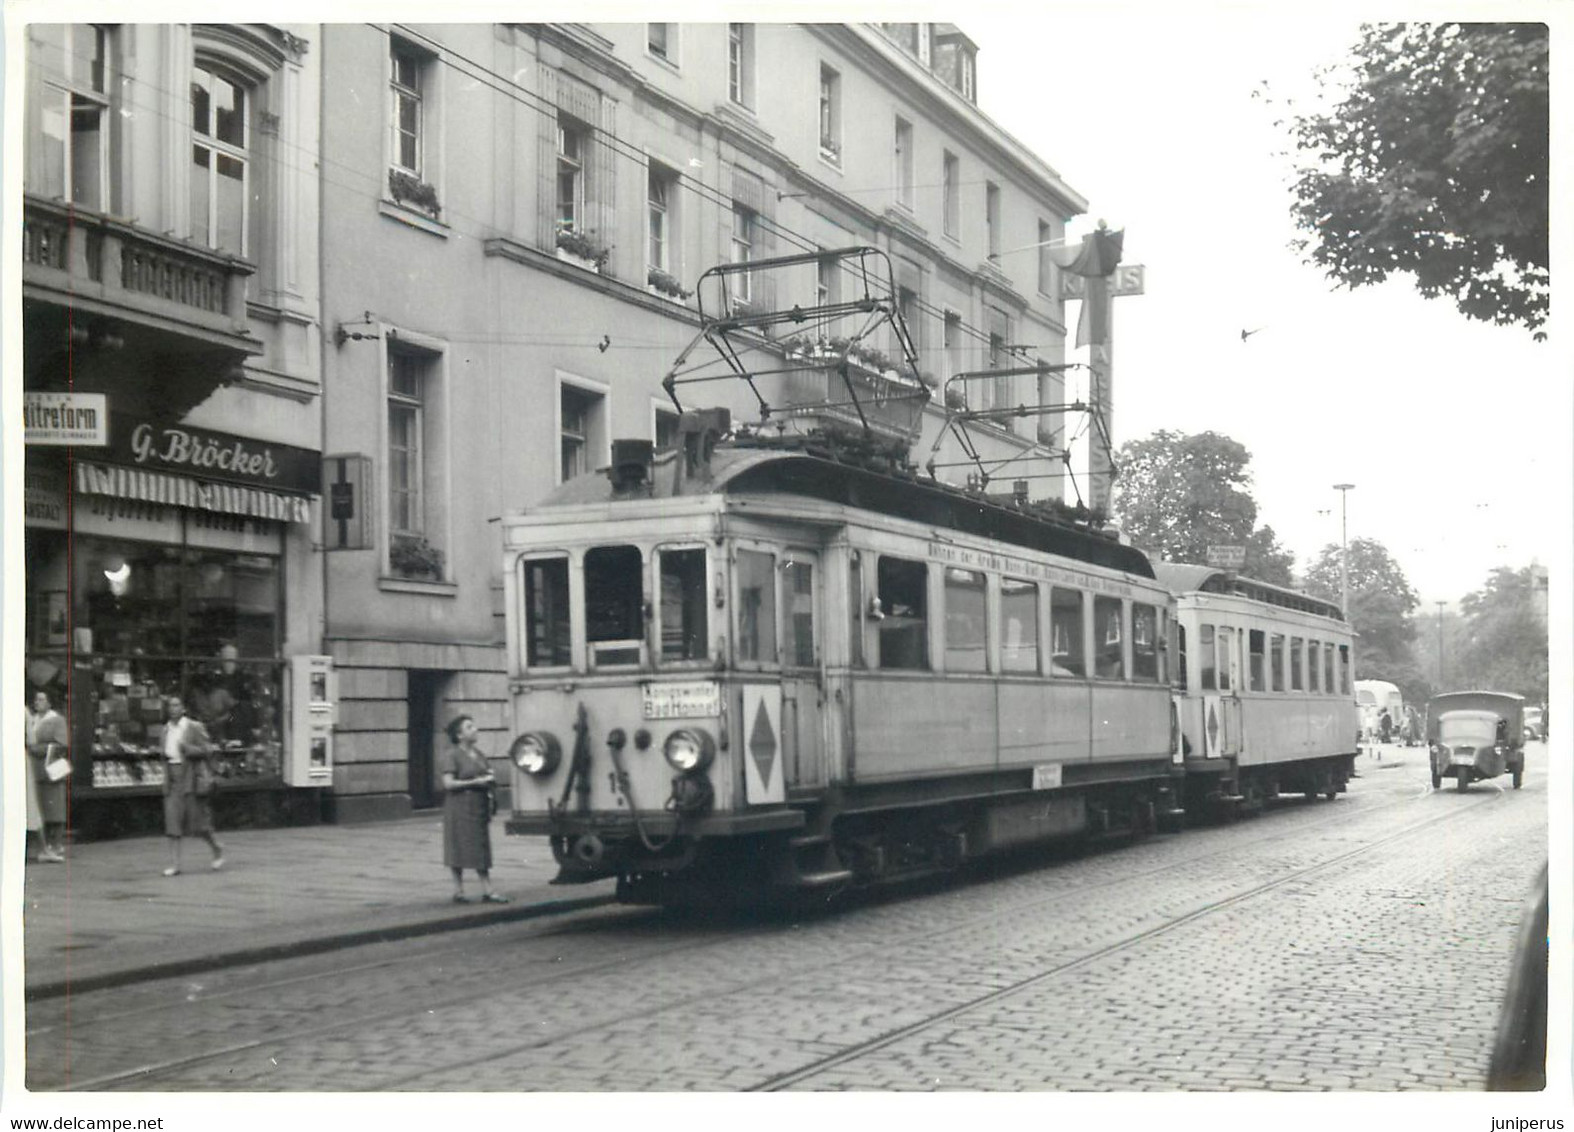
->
[316,22,1095,820]
[20,23,325,835]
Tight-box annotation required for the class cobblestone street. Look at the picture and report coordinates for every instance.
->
[25,742,1547,1096]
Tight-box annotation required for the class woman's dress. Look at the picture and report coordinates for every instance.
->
[441,744,493,870]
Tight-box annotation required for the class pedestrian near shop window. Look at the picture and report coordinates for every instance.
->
[25,691,69,862]
[161,695,225,876]
[441,715,507,905]
[1378,709,1393,744]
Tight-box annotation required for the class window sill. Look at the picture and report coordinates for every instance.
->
[556,247,603,273]
[817,147,842,171]
[378,198,450,238]
[378,575,458,596]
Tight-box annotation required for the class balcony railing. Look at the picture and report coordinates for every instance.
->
[23,194,257,350]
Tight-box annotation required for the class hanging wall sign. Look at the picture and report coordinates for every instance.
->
[23,392,108,446]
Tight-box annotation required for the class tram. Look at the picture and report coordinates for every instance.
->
[1155,564,1358,814]
[500,415,1362,905]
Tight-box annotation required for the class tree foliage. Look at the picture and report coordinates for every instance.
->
[1285,23,1548,337]
[1304,538,1421,689]
[1112,430,1294,586]
[1452,566,1548,703]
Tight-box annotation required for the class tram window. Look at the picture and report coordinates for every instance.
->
[876,556,928,670]
[1094,596,1124,680]
[658,548,707,662]
[585,545,643,666]
[1339,644,1351,693]
[1217,627,1234,691]
[1176,624,1188,690]
[849,553,865,668]
[784,557,815,667]
[1248,630,1266,691]
[943,567,988,673]
[1199,624,1216,690]
[1132,602,1159,682]
[736,549,778,664]
[523,556,571,668]
[1290,636,1304,691]
[1001,578,1039,674]
[1324,642,1336,695]
[1307,639,1321,692]
[1050,587,1084,677]
[1270,633,1285,692]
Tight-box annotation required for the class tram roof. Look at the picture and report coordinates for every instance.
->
[532,441,1155,578]
[1150,561,1345,621]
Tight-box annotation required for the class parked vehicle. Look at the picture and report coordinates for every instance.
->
[1523,706,1546,742]
[1427,690,1526,791]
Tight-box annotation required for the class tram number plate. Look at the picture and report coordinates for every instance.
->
[642,681,722,720]
[1032,764,1063,790]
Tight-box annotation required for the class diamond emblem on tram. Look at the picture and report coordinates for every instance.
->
[1207,703,1219,751]
[749,699,778,784]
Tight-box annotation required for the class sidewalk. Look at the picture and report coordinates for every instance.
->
[21,812,615,1000]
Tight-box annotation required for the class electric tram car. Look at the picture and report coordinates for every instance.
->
[500,416,1359,905]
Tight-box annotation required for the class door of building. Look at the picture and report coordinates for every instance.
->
[407,669,441,809]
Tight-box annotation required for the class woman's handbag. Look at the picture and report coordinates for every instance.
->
[192,758,215,797]
[43,743,72,782]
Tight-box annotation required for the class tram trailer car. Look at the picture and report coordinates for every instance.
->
[1153,564,1359,816]
[501,422,1352,905]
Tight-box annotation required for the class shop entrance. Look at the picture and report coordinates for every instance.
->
[407,670,443,809]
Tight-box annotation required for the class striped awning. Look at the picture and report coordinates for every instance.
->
[75,461,313,524]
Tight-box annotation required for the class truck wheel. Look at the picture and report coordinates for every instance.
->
[1513,765,1523,790]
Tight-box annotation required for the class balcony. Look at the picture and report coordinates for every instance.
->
[22,194,260,358]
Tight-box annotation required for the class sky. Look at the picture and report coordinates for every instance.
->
[965,4,1569,610]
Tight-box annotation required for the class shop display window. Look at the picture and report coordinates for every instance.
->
[32,534,287,793]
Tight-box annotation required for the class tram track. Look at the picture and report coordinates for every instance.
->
[751,786,1510,1090]
[36,767,1500,1092]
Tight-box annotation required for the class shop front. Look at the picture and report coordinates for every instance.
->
[24,413,321,838]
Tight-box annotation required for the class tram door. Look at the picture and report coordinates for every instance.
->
[780,551,826,789]
[1218,627,1243,756]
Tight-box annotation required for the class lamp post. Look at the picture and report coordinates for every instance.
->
[1435,600,1447,689]
[1332,484,1355,618]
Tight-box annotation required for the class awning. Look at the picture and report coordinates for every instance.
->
[75,461,313,524]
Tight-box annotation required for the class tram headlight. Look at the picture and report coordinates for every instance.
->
[663,728,715,774]
[510,731,562,776]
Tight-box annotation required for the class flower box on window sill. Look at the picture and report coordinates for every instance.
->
[555,229,610,273]
[389,534,445,582]
[388,169,441,219]
[646,267,692,302]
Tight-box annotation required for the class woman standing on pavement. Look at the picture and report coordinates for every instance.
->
[25,691,69,862]
[161,695,225,877]
[441,715,507,904]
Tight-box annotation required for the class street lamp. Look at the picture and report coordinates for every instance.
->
[1332,484,1355,618]
[1435,600,1447,689]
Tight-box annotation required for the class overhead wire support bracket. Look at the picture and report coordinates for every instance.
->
[663,246,930,447]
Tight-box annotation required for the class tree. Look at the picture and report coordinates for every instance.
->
[1113,430,1295,586]
[1284,23,1548,338]
[1454,566,1548,703]
[1303,538,1421,690]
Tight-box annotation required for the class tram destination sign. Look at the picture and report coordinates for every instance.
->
[1206,545,1247,570]
[642,681,722,720]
